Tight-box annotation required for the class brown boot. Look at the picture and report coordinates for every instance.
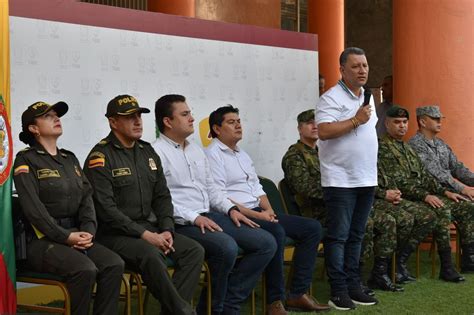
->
[267,300,287,315]
[286,294,331,312]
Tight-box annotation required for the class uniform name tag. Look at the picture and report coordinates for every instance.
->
[112,168,132,177]
[37,169,60,179]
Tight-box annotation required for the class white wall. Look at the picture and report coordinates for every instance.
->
[10,17,318,182]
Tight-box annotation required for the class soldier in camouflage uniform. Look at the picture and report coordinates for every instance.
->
[378,105,474,282]
[408,105,474,272]
[282,109,404,293]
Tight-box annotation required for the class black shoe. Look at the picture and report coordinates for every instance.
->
[368,257,404,292]
[395,272,415,284]
[328,294,356,311]
[461,243,474,273]
[396,246,416,283]
[439,248,465,283]
[348,289,378,306]
[360,282,376,296]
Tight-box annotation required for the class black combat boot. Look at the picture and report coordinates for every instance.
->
[439,248,465,282]
[368,257,404,292]
[461,243,474,273]
[396,246,416,283]
[359,261,375,296]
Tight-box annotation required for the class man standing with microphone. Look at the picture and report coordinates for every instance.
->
[315,47,378,310]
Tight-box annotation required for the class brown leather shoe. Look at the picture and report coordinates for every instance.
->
[267,300,288,315]
[286,293,331,312]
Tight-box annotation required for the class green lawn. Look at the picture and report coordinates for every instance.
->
[18,250,474,314]
[141,251,474,314]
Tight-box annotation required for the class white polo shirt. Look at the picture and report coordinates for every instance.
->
[315,80,378,188]
[153,134,234,225]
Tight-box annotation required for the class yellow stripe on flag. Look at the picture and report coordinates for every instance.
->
[14,165,29,175]
[0,0,10,117]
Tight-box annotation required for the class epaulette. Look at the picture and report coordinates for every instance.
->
[59,148,76,157]
[137,139,150,145]
[98,139,109,146]
[16,147,34,156]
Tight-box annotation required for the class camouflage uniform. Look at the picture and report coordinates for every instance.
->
[378,134,474,249]
[361,210,398,259]
[281,140,394,260]
[281,140,327,225]
[409,132,474,193]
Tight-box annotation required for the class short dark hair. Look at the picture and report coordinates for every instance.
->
[339,47,366,66]
[208,105,239,138]
[155,94,186,133]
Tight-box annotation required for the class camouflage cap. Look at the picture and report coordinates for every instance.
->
[297,109,315,123]
[415,105,444,118]
[386,105,409,119]
[105,94,150,118]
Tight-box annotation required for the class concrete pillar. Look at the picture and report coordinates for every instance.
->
[393,0,474,167]
[307,0,344,89]
[148,0,195,17]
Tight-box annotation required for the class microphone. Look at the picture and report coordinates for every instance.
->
[362,87,372,106]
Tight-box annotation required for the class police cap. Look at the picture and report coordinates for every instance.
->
[105,94,150,118]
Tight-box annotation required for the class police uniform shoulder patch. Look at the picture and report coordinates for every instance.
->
[37,169,60,179]
[87,151,106,168]
[14,164,29,175]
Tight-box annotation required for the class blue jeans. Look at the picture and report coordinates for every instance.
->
[252,209,322,303]
[175,211,276,314]
[322,186,375,296]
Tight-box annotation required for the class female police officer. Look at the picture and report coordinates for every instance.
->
[13,101,124,315]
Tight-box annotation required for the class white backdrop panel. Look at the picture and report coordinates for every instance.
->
[10,17,318,182]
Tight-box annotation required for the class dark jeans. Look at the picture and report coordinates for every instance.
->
[176,211,276,313]
[322,186,375,296]
[252,209,322,303]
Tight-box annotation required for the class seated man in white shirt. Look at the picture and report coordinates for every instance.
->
[152,95,277,315]
[205,105,329,314]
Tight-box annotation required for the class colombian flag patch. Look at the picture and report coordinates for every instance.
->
[88,157,105,168]
[14,165,29,175]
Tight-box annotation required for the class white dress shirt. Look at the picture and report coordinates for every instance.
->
[153,134,234,225]
[205,138,265,209]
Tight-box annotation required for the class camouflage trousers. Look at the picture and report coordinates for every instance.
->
[362,198,437,259]
[436,197,474,248]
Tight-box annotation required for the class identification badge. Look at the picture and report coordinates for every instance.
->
[149,158,157,170]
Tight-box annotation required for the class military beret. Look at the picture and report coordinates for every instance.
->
[416,105,444,118]
[297,109,315,123]
[386,105,409,119]
[105,94,150,118]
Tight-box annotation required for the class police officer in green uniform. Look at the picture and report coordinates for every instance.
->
[13,101,124,315]
[378,105,470,283]
[83,95,204,315]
